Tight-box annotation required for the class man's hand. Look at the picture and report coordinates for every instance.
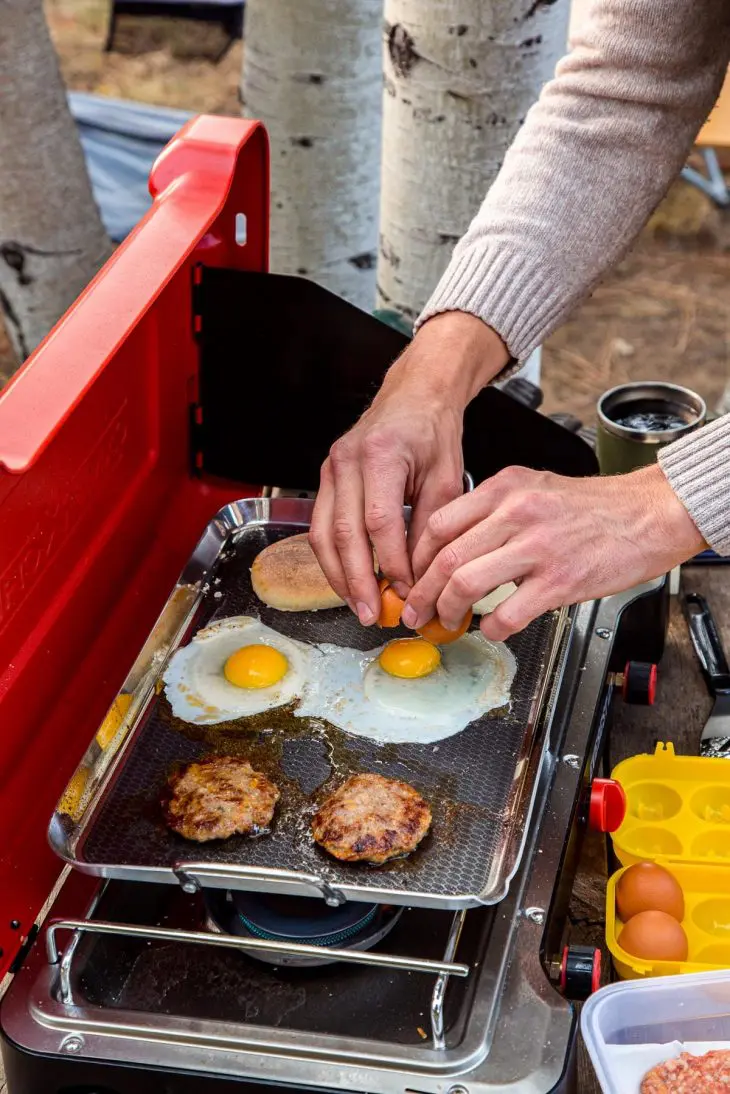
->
[309,313,509,625]
[401,463,705,640]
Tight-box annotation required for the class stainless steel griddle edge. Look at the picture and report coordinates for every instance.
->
[5,583,663,1093]
[49,497,571,911]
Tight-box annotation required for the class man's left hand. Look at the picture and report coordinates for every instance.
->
[401,463,704,642]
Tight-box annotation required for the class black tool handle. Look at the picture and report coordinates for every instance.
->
[502,376,543,411]
[548,411,584,435]
[685,592,730,695]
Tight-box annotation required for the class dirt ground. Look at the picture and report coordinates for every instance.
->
[1,0,728,426]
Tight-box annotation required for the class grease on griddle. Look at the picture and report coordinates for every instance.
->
[156,684,512,875]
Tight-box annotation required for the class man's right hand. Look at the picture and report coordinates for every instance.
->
[309,312,509,625]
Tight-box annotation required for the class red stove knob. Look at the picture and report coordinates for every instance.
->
[622,661,658,706]
[560,945,601,1000]
[589,778,626,833]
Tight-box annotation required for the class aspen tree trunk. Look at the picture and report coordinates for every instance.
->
[0,0,112,365]
[378,0,571,383]
[241,0,382,311]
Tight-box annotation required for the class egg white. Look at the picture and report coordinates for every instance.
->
[295,632,517,745]
[163,616,318,725]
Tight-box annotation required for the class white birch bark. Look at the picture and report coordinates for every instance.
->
[378,0,571,381]
[0,0,112,363]
[241,0,382,311]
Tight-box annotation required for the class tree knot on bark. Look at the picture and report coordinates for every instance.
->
[524,0,559,19]
[379,235,401,271]
[348,251,376,271]
[387,23,420,78]
[0,240,82,287]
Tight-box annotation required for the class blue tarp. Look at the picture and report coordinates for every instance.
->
[69,91,193,242]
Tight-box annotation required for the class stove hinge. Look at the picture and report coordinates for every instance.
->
[191,262,205,342]
[189,264,205,475]
[189,402,205,476]
[9,924,39,974]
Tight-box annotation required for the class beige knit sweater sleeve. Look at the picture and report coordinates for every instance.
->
[416,0,730,555]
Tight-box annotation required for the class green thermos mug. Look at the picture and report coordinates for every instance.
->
[596,381,707,475]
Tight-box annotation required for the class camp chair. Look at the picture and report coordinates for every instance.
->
[682,67,730,207]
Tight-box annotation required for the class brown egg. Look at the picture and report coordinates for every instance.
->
[616,862,684,922]
[618,910,688,962]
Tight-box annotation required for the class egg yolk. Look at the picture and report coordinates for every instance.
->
[224,644,289,688]
[378,638,441,679]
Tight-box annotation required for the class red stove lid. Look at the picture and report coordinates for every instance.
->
[0,117,268,977]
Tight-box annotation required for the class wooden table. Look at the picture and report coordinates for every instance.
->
[575,564,728,1091]
[0,567,725,1094]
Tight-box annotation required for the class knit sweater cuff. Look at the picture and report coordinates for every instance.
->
[658,414,730,556]
[414,240,567,364]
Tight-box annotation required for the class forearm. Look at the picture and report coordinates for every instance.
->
[659,414,730,556]
[378,312,509,412]
[417,0,730,362]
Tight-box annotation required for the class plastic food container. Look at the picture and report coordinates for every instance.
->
[581,970,730,1094]
[607,742,730,978]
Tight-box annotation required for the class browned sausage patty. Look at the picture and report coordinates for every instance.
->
[641,1049,730,1092]
[312,773,431,864]
[164,757,280,842]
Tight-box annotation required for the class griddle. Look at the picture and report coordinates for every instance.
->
[50,498,569,910]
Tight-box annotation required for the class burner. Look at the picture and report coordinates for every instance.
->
[205,891,403,967]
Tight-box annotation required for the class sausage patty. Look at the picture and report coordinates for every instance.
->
[641,1049,730,1092]
[163,757,280,842]
[312,773,431,864]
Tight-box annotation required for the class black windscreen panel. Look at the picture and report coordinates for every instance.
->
[195,268,598,489]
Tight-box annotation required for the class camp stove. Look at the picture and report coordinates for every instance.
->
[0,117,667,1093]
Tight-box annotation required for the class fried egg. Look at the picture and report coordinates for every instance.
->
[296,632,517,745]
[163,616,317,724]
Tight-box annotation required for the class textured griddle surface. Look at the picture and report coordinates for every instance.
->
[80,524,561,904]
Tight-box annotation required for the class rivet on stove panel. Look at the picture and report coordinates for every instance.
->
[61,1036,84,1053]
[596,628,612,640]
[523,906,545,925]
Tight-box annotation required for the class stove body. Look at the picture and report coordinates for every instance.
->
[0,117,664,1093]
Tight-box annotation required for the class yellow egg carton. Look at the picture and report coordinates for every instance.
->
[607,742,730,979]
[606,861,730,979]
[612,742,730,865]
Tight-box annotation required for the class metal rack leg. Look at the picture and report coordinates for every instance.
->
[430,909,468,1050]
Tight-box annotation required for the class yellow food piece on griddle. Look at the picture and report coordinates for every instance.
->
[95,693,132,750]
[59,766,90,821]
